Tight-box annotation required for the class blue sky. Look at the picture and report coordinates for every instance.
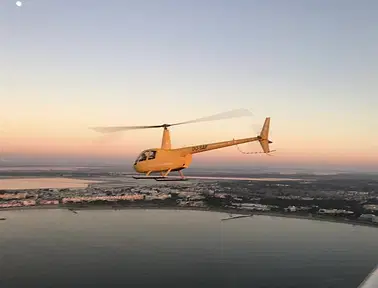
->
[1,0,377,170]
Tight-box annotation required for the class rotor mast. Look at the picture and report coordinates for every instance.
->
[161,125,171,149]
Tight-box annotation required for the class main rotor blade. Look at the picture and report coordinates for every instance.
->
[90,108,253,133]
[90,124,164,133]
[170,108,253,126]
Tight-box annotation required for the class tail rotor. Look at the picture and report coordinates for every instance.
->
[235,117,275,156]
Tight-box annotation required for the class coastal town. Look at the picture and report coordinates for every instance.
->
[1,172,378,226]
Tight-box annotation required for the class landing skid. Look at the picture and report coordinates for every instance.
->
[132,176,166,180]
[132,176,188,181]
[155,177,188,182]
[132,170,188,181]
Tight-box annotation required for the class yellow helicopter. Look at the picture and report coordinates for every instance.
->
[91,109,274,181]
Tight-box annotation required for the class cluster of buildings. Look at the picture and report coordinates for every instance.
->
[0,192,27,200]
[0,192,60,208]
[0,178,377,227]
[231,203,272,211]
[62,194,144,203]
[363,204,378,211]
[317,208,354,215]
[0,183,210,208]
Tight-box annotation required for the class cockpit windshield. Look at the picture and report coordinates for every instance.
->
[134,150,156,164]
[136,152,147,162]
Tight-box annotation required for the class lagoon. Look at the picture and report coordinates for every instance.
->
[0,209,377,288]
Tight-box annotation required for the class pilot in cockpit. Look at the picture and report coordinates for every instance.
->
[148,150,156,160]
[135,150,156,165]
[138,152,147,162]
[134,152,147,165]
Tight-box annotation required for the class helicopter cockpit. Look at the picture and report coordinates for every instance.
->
[134,150,157,165]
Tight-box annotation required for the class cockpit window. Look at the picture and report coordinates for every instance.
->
[148,150,156,160]
[136,152,147,162]
[135,150,156,163]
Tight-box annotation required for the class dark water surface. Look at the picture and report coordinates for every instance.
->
[1,209,378,288]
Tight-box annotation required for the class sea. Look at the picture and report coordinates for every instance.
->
[1,209,378,288]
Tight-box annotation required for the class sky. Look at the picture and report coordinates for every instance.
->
[1,0,377,171]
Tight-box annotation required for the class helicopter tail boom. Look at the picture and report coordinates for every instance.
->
[177,117,273,155]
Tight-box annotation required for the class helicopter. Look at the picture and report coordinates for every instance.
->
[91,109,274,181]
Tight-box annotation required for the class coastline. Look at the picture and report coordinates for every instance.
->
[1,205,377,229]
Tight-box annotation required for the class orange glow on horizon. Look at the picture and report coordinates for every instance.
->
[1,130,377,169]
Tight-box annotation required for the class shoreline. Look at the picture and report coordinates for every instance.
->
[1,205,377,228]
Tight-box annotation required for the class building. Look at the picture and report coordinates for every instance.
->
[22,200,36,206]
[359,214,377,222]
[285,206,297,212]
[363,204,378,212]
[39,200,59,205]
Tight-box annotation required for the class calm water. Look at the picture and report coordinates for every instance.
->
[1,209,378,288]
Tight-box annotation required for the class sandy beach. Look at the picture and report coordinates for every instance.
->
[0,178,101,190]
[1,205,377,229]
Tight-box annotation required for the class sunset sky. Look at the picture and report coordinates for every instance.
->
[1,0,377,171]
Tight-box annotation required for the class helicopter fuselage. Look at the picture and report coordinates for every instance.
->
[133,148,192,173]
[132,117,272,179]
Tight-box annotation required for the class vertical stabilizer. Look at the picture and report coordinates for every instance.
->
[259,117,272,153]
